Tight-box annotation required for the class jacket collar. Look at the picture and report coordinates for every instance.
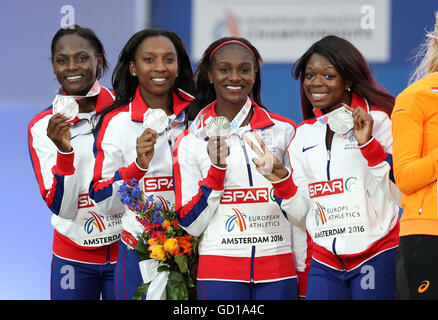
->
[130,86,193,122]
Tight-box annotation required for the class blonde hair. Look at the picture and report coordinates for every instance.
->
[409,12,438,84]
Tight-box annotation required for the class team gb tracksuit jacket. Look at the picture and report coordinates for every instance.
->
[173,100,311,296]
[273,93,401,271]
[28,86,121,264]
[90,86,193,248]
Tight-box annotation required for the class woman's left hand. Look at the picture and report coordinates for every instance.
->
[244,132,288,182]
[344,104,373,146]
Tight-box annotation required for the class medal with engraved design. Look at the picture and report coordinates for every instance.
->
[52,95,79,121]
[205,116,232,137]
[327,107,354,135]
[143,108,168,134]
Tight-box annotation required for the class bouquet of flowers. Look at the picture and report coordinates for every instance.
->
[118,179,199,300]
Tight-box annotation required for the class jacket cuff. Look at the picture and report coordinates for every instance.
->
[297,271,309,298]
[54,151,75,175]
[204,165,227,191]
[359,137,387,167]
[121,161,148,184]
[272,169,298,200]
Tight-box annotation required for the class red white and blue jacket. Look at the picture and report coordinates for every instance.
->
[274,93,401,271]
[28,86,121,264]
[173,100,311,296]
[90,87,193,248]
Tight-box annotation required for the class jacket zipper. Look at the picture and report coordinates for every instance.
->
[326,130,346,269]
[241,130,255,281]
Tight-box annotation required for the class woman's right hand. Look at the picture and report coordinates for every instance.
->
[207,136,229,168]
[136,128,158,170]
[47,113,73,153]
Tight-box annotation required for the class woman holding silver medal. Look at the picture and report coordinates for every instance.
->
[89,29,199,300]
[251,35,402,299]
[28,25,120,299]
[173,37,311,300]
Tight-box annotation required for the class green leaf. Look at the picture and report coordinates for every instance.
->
[166,270,189,300]
[157,264,171,272]
[175,255,188,274]
[134,237,150,261]
[132,282,150,300]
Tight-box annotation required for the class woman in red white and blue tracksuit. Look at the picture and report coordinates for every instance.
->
[173,37,311,300]
[28,26,121,300]
[253,36,401,300]
[89,29,200,300]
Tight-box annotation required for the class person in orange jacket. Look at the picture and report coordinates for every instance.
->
[392,12,438,300]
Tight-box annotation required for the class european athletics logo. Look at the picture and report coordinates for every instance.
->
[225,208,248,232]
[84,211,106,234]
[314,202,327,226]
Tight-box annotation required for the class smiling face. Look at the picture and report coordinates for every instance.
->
[129,36,179,102]
[303,53,351,114]
[52,34,102,96]
[208,44,256,109]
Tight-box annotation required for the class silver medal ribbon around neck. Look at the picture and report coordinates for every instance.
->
[192,96,252,139]
[327,106,354,135]
[143,108,169,134]
[55,80,101,101]
[52,95,79,121]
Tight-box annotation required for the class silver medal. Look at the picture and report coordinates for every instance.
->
[327,107,354,135]
[52,95,79,121]
[143,108,168,134]
[205,116,231,137]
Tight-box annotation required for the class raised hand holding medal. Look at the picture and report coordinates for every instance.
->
[136,108,167,170]
[206,116,231,168]
[343,104,374,146]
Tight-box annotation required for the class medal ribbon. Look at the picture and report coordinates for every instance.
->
[55,80,101,100]
[190,96,252,139]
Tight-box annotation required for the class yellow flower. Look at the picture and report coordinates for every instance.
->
[163,238,179,255]
[150,244,166,261]
[162,220,171,229]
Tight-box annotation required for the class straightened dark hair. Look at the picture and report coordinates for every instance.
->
[92,29,196,133]
[51,24,108,79]
[292,35,395,120]
[190,36,266,117]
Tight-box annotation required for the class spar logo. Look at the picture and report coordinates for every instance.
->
[220,187,269,204]
[225,208,248,232]
[84,211,106,234]
[143,176,173,192]
[309,179,344,198]
[78,193,94,209]
[314,202,327,226]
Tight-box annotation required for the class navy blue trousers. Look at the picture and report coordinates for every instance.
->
[51,254,116,300]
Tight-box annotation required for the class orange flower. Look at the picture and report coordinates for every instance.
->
[150,244,166,261]
[162,220,171,229]
[176,236,193,255]
[163,238,180,255]
[171,219,179,228]
[156,233,167,244]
